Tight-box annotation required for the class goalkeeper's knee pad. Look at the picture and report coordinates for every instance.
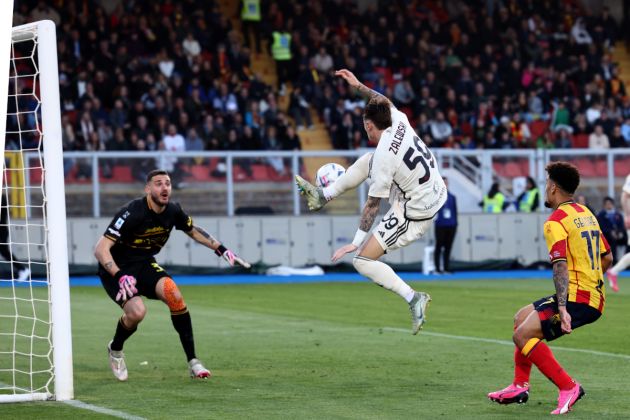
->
[163,277,187,313]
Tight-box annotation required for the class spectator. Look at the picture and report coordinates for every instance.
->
[262,125,286,176]
[311,47,333,74]
[588,124,610,149]
[571,17,592,45]
[429,111,453,145]
[288,87,313,130]
[554,128,573,149]
[393,79,415,107]
[161,124,186,186]
[621,118,630,144]
[609,126,626,148]
[185,128,204,153]
[282,126,301,151]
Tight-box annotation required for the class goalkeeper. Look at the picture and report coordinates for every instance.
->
[94,169,250,381]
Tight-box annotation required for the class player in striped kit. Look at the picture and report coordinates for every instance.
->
[488,162,613,415]
[296,69,447,334]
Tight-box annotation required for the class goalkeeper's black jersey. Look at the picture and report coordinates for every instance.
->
[103,197,193,264]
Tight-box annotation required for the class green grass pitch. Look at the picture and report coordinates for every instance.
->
[3,278,630,419]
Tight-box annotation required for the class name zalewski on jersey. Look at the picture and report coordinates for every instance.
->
[369,106,447,221]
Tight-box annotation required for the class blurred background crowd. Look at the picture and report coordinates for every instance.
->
[10,0,630,168]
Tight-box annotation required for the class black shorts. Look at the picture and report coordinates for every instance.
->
[533,295,601,342]
[99,259,171,307]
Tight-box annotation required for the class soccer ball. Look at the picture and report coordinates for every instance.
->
[316,163,346,188]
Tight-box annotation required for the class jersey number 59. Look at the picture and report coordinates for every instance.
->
[402,135,435,185]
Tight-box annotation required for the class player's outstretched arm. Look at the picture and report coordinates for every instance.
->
[332,195,381,262]
[187,225,251,268]
[335,69,392,106]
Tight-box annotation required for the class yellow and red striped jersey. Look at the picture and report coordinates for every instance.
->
[544,201,611,312]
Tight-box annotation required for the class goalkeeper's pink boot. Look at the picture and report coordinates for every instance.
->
[551,381,584,415]
[606,270,619,292]
[189,358,211,379]
[488,383,529,404]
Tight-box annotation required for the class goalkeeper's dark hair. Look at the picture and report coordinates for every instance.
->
[545,161,580,194]
[363,97,392,130]
[146,169,170,184]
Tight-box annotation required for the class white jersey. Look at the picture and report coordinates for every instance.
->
[623,175,630,195]
[368,106,447,220]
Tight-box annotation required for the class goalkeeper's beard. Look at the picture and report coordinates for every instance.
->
[150,191,169,207]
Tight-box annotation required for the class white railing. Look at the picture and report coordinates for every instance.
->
[21,148,630,217]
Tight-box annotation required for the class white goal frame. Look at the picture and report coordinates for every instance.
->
[0,19,73,402]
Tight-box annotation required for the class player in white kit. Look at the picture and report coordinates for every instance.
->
[605,173,630,291]
[296,69,447,334]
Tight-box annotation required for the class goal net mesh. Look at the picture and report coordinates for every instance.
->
[0,23,53,399]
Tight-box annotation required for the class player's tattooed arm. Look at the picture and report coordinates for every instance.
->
[94,236,120,276]
[188,225,220,248]
[359,196,381,232]
[335,69,391,105]
[355,82,390,104]
[552,261,569,306]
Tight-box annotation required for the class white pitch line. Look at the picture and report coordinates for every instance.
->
[62,399,147,420]
[383,327,630,360]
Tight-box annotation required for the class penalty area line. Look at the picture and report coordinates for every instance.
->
[383,327,630,360]
[63,399,147,420]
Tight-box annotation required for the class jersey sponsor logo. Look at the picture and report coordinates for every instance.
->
[143,226,166,234]
[114,217,125,229]
[122,211,130,218]
[107,228,121,237]
[378,231,385,237]
[389,122,405,155]
[421,184,447,211]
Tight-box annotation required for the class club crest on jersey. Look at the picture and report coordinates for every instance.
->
[389,122,405,155]
[114,217,125,229]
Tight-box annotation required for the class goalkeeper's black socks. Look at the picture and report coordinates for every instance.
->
[171,309,196,361]
[111,316,137,351]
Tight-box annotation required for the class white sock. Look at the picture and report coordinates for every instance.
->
[322,152,372,201]
[610,252,630,275]
[353,255,415,302]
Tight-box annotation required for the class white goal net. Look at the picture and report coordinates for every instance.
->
[0,20,73,402]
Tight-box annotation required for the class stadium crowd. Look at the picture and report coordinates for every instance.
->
[10,0,630,180]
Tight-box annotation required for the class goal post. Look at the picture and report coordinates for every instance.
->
[0,19,73,402]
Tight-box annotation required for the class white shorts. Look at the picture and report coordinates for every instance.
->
[372,201,433,251]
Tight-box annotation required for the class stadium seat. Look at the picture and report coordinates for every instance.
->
[189,164,213,181]
[614,157,630,176]
[594,159,608,177]
[572,134,589,148]
[528,120,549,139]
[573,158,596,177]
[103,165,132,183]
[503,161,522,178]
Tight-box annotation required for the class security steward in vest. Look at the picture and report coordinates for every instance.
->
[517,176,540,212]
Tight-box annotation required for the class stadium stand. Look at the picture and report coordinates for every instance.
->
[11,0,630,188]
